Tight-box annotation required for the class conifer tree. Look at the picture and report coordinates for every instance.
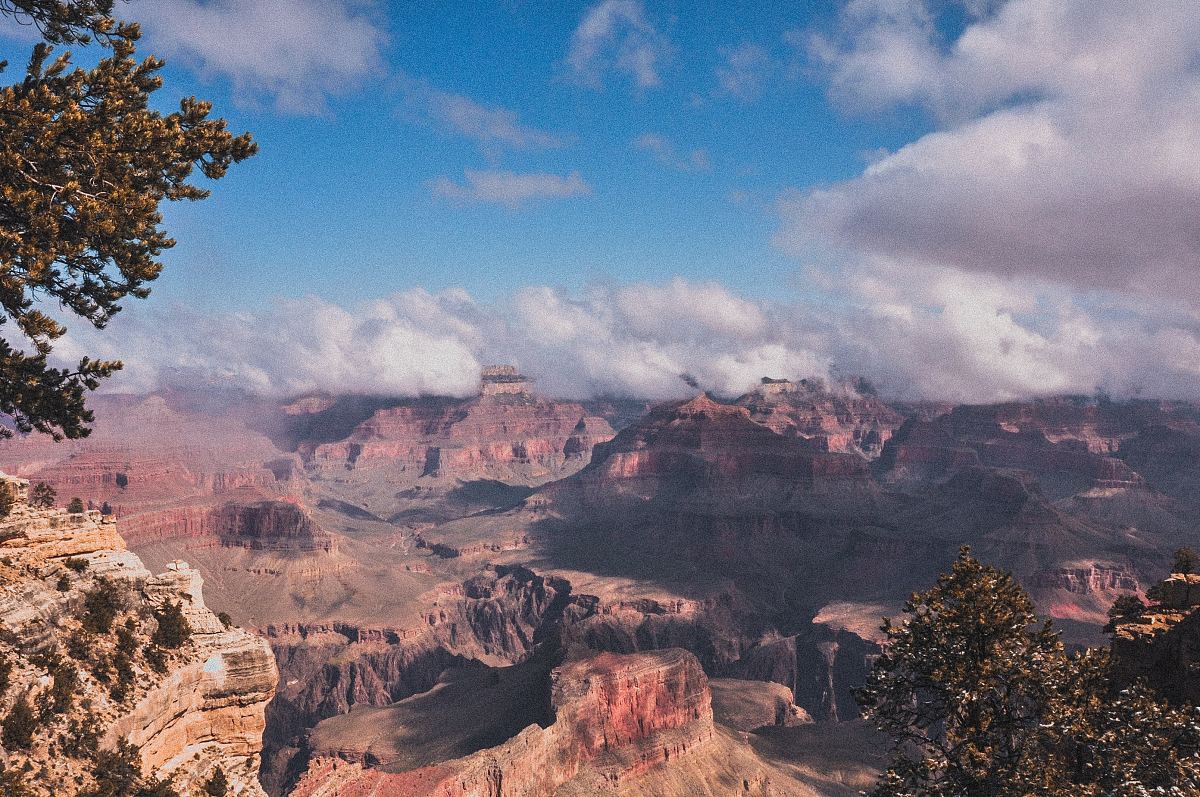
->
[857,547,1064,796]
[0,1,255,440]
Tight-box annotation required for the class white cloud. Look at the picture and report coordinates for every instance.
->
[715,42,771,102]
[53,274,1200,402]
[399,77,563,151]
[632,133,710,172]
[429,169,592,207]
[787,0,1200,299]
[567,0,669,89]
[133,0,387,113]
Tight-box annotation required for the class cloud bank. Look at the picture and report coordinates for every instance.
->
[53,274,1200,403]
[134,0,387,113]
[788,0,1200,300]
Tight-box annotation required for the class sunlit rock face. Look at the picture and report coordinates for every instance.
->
[288,648,715,797]
[734,377,905,459]
[0,473,277,797]
[1110,573,1200,705]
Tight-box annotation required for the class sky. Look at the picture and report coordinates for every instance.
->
[3,0,1200,402]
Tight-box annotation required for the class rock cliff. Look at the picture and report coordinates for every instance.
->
[288,648,716,797]
[0,473,277,796]
[1110,572,1200,704]
[301,394,614,488]
[735,378,904,458]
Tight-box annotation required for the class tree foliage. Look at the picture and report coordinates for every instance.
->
[29,481,55,508]
[858,547,1200,796]
[0,1,255,440]
[80,578,123,633]
[150,601,190,650]
[2,696,37,750]
[1175,547,1199,576]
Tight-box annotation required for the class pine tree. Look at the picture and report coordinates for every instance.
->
[0,1,255,440]
[29,482,55,508]
[859,547,1200,796]
[67,497,84,514]
[857,547,1067,796]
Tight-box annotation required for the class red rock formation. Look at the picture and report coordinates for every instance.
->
[735,378,904,458]
[575,394,869,502]
[877,397,1200,494]
[288,648,714,797]
[301,393,614,488]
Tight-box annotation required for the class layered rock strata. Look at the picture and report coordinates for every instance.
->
[288,648,715,797]
[0,473,278,796]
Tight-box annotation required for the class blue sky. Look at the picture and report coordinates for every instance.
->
[4,1,1200,402]
[4,1,929,308]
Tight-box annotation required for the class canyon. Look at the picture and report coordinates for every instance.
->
[2,374,1199,795]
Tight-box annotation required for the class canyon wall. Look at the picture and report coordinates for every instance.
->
[288,648,716,797]
[0,473,278,796]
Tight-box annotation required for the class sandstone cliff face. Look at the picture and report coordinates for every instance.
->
[0,395,316,554]
[575,395,870,504]
[0,473,278,796]
[874,398,1200,495]
[288,648,715,797]
[735,380,904,459]
[301,394,615,488]
[259,567,575,794]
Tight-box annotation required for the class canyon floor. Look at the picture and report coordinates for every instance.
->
[2,374,1197,795]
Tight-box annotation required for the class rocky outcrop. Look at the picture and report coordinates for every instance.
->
[300,393,615,489]
[735,378,904,458]
[874,399,1182,495]
[288,648,715,797]
[1110,573,1200,704]
[105,561,279,792]
[0,473,278,797]
[259,566,575,794]
[575,395,870,503]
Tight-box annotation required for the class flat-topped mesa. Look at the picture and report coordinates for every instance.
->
[480,364,534,397]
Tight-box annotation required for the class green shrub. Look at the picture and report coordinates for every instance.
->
[46,661,78,715]
[0,653,11,697]
[0,489,13,519]
[143,645,167,675]
[29,483,55,509]
[216,611,233,629]
[2,697,37,750]
[0,766,32,797]
[64,557,89,573]
[203,767,228,797]
[67,497,85,514]
[115,472,129,489]
[81,580,125,634]
[55,574,70,592]
[150,603,191,651]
